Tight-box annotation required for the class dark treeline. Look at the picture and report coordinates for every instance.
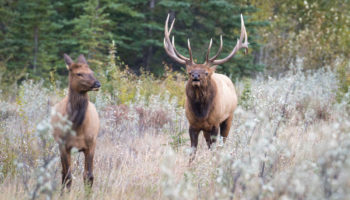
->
[1,0,349,85]
[0,0,266,83]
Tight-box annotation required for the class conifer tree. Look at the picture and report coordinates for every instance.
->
[0,0,267,80]
[71,0,112,64]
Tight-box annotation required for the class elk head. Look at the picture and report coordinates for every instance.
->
[64,54,101,93]
[164,14,248,87]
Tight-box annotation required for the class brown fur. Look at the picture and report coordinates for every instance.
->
[184,64,237,163]
[67,88,89,130]
[186,77,217,120]
[163,14,247,163]
[51,54,100,190]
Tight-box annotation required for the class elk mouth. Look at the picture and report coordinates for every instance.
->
[91,87,100,91]
[192,79,201,86]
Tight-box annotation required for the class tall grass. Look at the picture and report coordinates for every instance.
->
[1,65,350,199]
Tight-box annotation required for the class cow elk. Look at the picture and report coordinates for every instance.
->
[164,14,248,162]
[51,54,101,190]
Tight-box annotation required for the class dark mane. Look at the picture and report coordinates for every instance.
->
[67,88,88,130]
[186,79,217,119]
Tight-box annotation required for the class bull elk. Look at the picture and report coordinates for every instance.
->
[51,54,101,189]
[164,14,248,162]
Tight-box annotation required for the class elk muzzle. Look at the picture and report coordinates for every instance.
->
[192,73,201,86]
[191,72,200,80]
[190,71,204,87]
[91,81,101,91]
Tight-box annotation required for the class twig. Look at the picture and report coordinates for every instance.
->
[230,170,241,200]
[260,81,297,179]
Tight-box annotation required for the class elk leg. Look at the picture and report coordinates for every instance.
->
[203,131,212,149]
[204,126,219,149]
[210,126,219,144]
[59,145,72,190]
[220,115,233,143]
[189,126,200,163]
[83,147,95,187]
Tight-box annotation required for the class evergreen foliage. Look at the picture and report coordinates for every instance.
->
[0,0,265,82]
[1,0,348,83]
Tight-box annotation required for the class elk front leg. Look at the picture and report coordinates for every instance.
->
[204,126,219,149]
[220,115,233,143]
[59,145,72,191]
[83,147,95,187]
[189,126,200,163]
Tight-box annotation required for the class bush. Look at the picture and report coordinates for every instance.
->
[2,65,350,199]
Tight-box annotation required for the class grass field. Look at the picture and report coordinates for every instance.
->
[1,67,350,199]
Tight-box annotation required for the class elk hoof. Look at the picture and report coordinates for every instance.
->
[84,173,94,187]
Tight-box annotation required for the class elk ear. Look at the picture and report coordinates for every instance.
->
[76,54,87,64]
[209,65,217,72]
[186,64,193,73]
[64,54,73,70]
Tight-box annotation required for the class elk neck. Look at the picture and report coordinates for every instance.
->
[67,87,89,130]
[186,79,217,119]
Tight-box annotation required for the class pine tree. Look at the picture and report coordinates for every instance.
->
[0,0,59,79]
[0,0,268,81]
[104,0,149,71]
[71,0,112,64]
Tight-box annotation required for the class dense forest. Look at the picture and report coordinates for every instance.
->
[1,0,348,84]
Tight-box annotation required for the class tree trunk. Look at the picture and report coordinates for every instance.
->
[33,26,38,72]
[145,0,155,71]
[88,0,100,61]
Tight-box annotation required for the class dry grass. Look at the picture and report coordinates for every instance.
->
[1,67,350,199]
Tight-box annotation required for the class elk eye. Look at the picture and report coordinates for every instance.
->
[205,72,209,76]
[76,73,83,77]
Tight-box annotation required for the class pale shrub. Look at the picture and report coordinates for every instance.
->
[159,67,350,200]
[2,67,350,200]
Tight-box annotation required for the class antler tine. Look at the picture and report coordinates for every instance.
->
[205,38,213,64]
[164,14,192,65]
[241,14,249,54]
[169,16,175,34]
[172,36,188,60]
[211,14,249,65]
[209,35,223,62]
[187,39,193,64]
[169,20,186,60]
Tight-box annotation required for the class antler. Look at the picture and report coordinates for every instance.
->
[164,14,248,66]
[164,14,194,65]
[205,35,223,64]
[207,14,249,65]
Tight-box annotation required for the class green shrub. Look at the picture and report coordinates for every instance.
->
[239,78,253,110]
[169,130,188,151]
[98,41,186,106]
[336,62,350,102]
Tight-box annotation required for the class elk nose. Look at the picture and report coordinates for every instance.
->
[192,73,200,79]
[94,81,101,88]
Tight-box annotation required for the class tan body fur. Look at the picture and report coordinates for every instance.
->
[185,73,237,131]
[51,54,101,190]
[163,14,248,162]
[184,69,237,163]
[53,97,99,150]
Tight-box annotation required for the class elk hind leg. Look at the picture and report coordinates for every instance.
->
[220,115,233,143]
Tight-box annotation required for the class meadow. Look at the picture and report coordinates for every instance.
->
[1,62,350,200]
